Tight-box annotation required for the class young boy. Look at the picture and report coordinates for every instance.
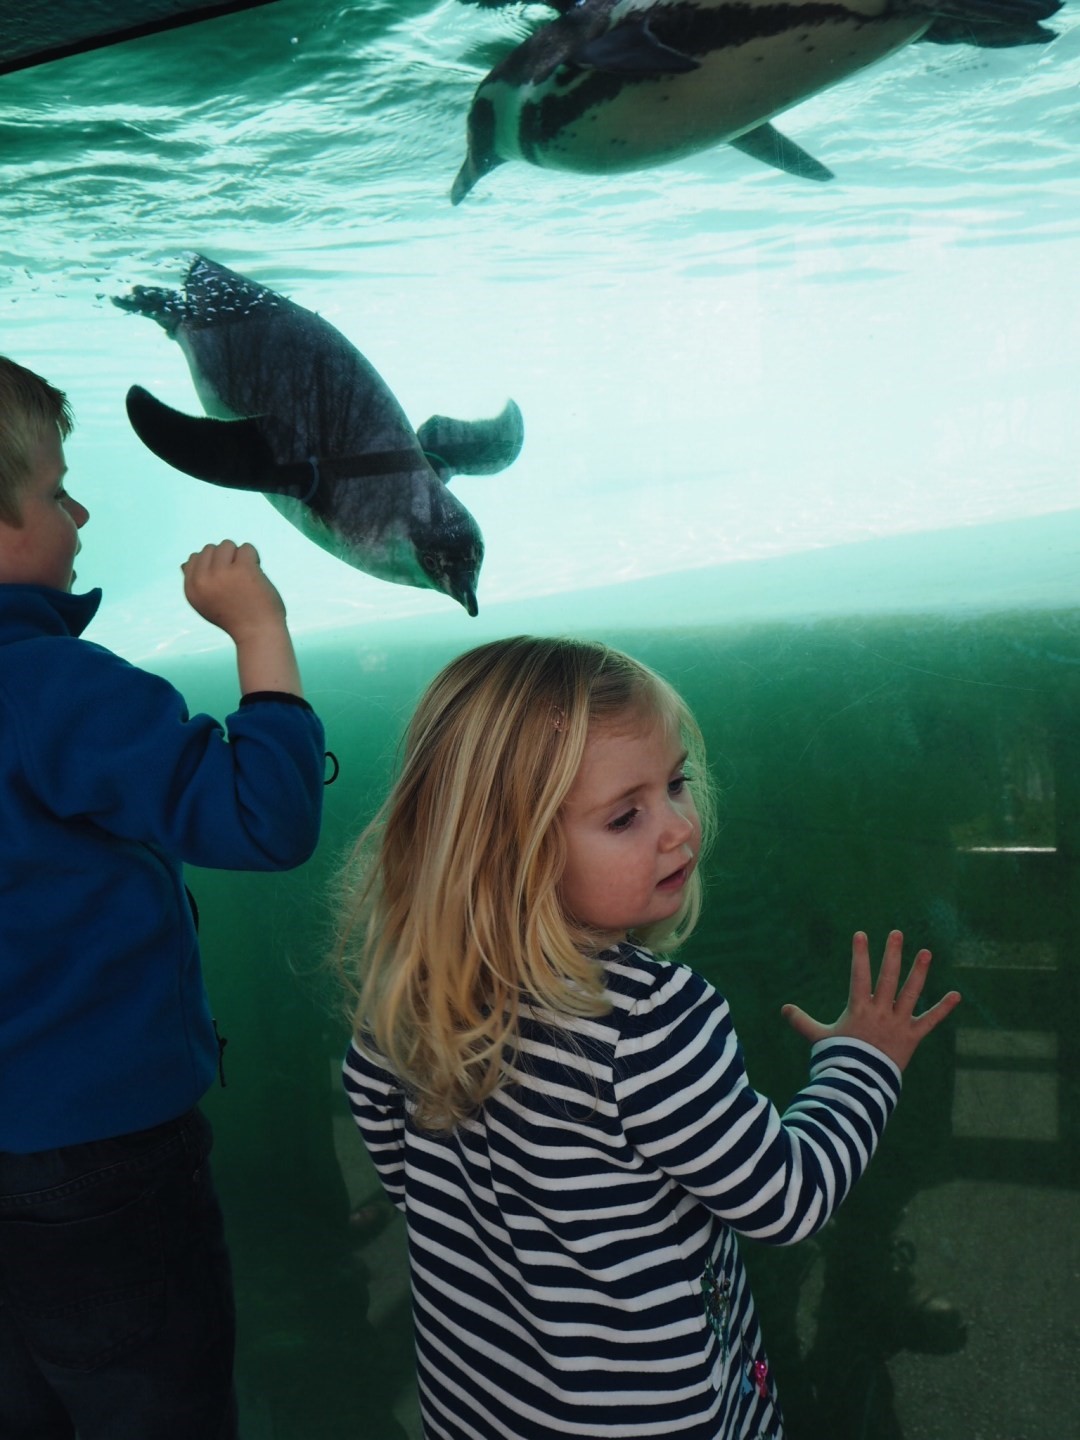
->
[0,355,326,1439]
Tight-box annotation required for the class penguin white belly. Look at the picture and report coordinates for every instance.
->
[517,14,930,173]
[265,492,427,588]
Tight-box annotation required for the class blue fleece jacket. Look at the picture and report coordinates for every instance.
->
[0,583,326,1153]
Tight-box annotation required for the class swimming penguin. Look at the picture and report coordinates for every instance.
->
[113,255,525,615]
[451,0,1062,202]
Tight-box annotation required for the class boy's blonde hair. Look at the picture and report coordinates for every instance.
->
[0,356,73,526]
[336,635,715,1132]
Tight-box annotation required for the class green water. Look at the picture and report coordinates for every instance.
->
[3,0,1080,1435]
[168,598,1080,1438]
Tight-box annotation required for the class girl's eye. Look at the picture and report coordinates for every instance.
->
[607,808,639,832]
[669,773,688,796]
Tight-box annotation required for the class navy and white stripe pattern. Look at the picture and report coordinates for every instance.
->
[343,943,901,1439]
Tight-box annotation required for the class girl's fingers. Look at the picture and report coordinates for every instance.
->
[870,929,905,1003]
[785,934,960,1069]
[913,989,963,1037]
[848,931,873,1006]
[894,947,933,1015]
[781,1003,827,1045]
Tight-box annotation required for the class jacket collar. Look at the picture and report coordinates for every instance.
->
[0,584,103,641]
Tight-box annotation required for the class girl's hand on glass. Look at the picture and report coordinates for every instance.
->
[781,930,961,1073]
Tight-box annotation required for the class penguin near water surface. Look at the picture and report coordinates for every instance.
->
[451,0,1063,202]
[113,256,526,616]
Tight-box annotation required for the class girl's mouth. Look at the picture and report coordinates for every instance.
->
[657,864,690,892]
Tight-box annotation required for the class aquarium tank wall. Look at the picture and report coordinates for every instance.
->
[3,2,1078,1436]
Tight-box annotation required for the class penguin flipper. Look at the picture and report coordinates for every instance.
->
[577,20,700,76]
[417,400,525,481]
[729,124,834,183]
[125,385,278,494]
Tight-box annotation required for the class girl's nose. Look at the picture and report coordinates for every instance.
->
[662,805,695,850]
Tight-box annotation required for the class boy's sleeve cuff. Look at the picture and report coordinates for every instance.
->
[239,691,314,712]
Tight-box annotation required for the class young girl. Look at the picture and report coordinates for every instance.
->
[338,636,960,1440]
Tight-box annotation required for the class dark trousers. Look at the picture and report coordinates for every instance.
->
[0,1107,238,1440]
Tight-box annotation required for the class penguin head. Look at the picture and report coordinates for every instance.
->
[411,489,484,616]
[419,545,481,617]
[451,96,505,205]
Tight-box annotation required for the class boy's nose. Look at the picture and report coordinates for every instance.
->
[66,496,89,527]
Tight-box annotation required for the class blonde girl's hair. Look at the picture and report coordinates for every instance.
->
[336,635,715,1132]
[0,356,73,526]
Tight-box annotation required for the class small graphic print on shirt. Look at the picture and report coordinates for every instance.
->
[701,1256,731,1348]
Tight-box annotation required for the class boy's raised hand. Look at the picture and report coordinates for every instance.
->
[182,540,302,698]
[781,931,961,1073]
[181,540,286,639]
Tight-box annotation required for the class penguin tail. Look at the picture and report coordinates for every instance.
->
[111,285,187,335]
[417,399,525,481]
[919,0,1061,47]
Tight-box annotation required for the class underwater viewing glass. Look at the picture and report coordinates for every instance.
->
[2,1,1078,1435]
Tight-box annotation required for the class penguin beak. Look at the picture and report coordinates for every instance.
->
[448,577,479,617]
[452,96,504,205]
[451,157,482,207]
[450,142,504,206]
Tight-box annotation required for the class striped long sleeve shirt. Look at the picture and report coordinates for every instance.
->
[343,942,901,1440]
